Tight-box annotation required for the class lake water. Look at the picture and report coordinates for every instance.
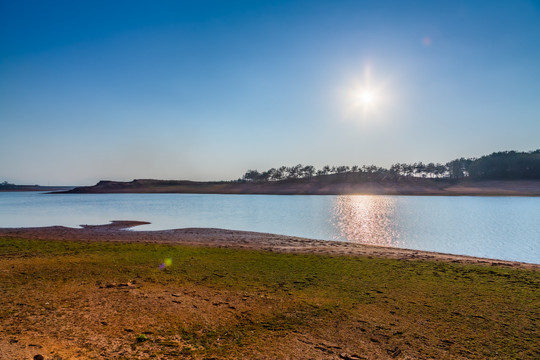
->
[1,192,539,264]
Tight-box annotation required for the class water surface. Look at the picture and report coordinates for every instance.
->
[1,192,538,264]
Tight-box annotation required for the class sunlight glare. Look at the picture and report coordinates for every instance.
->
[338,64,393,122]
[350,86,381,113]
[358,90,376,106]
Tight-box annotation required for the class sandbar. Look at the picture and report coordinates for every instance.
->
[1,221,536,269]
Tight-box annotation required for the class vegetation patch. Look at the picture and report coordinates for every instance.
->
[1,237,538,359]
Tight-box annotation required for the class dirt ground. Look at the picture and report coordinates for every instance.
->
[1,222,538,359]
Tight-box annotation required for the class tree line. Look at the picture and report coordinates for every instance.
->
[240,150,540,182]
[0,181,17,189]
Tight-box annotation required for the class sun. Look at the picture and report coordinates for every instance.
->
[358,90,376,106]
[352,88,379,110]
[340,65,390,120]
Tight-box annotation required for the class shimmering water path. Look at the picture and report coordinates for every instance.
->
[1,192,538,263]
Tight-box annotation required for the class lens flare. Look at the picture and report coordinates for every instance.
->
[159,258,173,270]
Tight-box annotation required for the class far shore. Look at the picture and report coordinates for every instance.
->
[55,178,540,196]
[0,185,73,192]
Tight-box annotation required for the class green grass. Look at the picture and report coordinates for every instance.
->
[1,237,539,359]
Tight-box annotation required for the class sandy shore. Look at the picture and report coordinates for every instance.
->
[1,221,537,270]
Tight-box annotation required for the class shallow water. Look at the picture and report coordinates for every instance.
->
[1,192,539,263]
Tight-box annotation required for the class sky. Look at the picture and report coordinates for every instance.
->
[1,0,539,185]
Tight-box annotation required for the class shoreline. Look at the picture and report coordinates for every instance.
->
[1,221,537,270]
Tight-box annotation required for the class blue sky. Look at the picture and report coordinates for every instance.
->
[1,0,539,185]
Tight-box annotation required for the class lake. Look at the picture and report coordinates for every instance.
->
[0,192,539,264]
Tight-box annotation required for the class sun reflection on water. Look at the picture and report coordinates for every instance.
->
[332,195,401,247]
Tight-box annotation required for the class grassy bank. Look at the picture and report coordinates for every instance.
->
[1,238,539,359]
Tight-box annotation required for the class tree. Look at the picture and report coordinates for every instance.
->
[278,166,289,179]
[270,168,283,181]
[336,165,350,174]
[426,163,436,178]
[435,163,447,178]
[242,170,261,182]
[288,164,303,179]
[413,162,426,177]
[0,181,15,189]
[321,165,331,175]
[390,164,402,177]
[237,149,540,183]
[446,158,472,179]
[302,165,316,178]
[467,150,540,180]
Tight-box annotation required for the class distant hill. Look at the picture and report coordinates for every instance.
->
[19,149,540,196]
[58,178,540,196]
[58,149,540,196]
[0,182,73,192]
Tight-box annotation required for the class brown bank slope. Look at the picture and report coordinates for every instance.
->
[57,178,540,196]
